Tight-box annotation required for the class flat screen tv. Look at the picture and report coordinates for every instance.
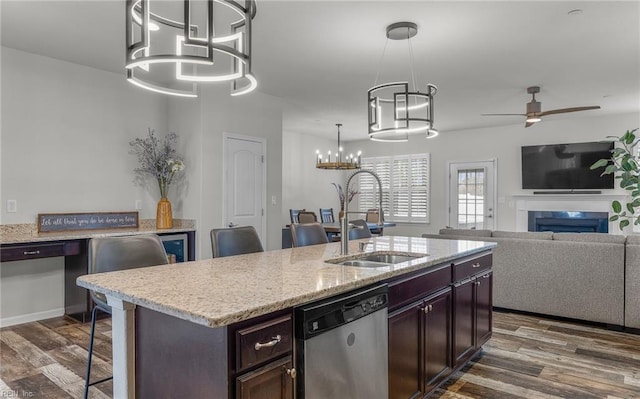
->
[521,141,614,190]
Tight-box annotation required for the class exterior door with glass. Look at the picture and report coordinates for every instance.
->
[448,160,496,230]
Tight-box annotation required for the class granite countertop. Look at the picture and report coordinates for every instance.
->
[0,219,196,245]
[76,236,496,328]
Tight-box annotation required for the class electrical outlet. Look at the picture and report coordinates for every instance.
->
[135,200,142,210]
[7,200,17,213]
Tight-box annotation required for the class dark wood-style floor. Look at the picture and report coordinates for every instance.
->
[2,311,640,398]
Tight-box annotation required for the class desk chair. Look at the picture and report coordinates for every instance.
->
[84,234,169,399]
[210,226,264,258]
[297,211,318,223]
[366,208,384,236]
[289,209,306,224]
[348,219,373,240]
[290,222,329,247]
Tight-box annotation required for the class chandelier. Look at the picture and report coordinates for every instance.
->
[125,0,257,98]
[316,124,362,170]
[368,22,438,142]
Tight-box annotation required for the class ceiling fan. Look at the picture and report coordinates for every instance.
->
[482,86,600,127]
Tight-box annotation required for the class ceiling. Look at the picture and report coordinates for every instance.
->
[2,1,639,141]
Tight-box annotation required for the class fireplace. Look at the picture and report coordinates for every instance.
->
[528,211,609,233]
[514,194,627,235]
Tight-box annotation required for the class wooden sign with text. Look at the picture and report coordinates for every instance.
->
[37,212,139,233]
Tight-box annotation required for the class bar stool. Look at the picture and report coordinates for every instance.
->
[348,219,372,240]
[84,234,169,399]
[290,222,329,247]
[210,226,264,258]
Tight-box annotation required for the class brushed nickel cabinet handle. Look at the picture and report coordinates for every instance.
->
[472,263,481,268]
[286,368,297,379]
[254,335,281,350]
[23,250,40,255]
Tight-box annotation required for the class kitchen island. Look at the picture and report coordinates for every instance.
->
[77,236,496,399]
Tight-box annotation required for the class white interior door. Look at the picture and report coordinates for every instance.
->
[224,134,265,243]
[448,160,497,230]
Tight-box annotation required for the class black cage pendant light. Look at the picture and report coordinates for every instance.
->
[368,22,438,142]
[125,0,256,98]
[316,124,362,170]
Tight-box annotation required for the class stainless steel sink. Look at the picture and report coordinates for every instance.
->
[359,254,420,264]
[329,252,425,268]
[337,260,393,268]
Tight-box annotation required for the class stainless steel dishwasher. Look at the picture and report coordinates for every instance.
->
[295,283,389,399]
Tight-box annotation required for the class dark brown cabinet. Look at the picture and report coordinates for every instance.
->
[233,314,295,399]
[452,268,493,367]
[236,356,294,399]
[387,263,453,399]
[423,289,452,393]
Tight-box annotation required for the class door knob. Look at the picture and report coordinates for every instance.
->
[228,222,238,228]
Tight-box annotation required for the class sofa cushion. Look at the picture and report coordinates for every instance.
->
[439,228,492,237]
[491,230,553,240]
[627,234,640,245]
[552,232,626,244]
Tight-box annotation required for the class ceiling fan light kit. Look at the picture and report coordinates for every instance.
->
[125,0,257,98]
[316,124,362,170]
[367,22,438,142]
[482,85,600,127]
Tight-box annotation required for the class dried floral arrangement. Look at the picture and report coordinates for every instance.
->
[130,128,185,199]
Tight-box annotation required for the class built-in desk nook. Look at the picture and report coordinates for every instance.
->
[77,236,496,399]
[0,220,196,323]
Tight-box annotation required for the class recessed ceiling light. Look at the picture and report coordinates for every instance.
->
[568,9,583,16]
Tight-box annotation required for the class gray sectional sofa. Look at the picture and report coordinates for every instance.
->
[421,229,638,329]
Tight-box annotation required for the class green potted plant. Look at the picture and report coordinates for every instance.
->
[590,128,640,229]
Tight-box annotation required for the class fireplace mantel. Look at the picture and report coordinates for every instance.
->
[512,193,628,234]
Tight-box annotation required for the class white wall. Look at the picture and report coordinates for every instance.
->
[281,130,352,225]
[280,112,640,238]
[170,86,284,255]
[0,47,170,325]
[350,112,640,237]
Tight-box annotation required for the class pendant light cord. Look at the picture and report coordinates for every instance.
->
[373,38,390,87]
[407,28,418,93]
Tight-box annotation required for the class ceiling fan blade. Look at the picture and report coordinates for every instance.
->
[539,106,600,116]
[481,113,526,116]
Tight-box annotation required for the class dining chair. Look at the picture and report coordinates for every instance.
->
[297,210,318,223]
[319,208,335,223]
[366,208,384,236]
[210,226,264,258]
[84,234,169,399]
[348,219,373,240]
[290,222,329,247]
[289,209,305,224]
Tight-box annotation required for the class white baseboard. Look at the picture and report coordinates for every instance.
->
[0,308,65,328]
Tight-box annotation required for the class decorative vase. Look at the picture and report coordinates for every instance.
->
[156,197,173,229]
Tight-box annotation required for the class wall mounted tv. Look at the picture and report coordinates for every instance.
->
[521,141,614,190]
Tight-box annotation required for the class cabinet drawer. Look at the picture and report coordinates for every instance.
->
[452,253,492,282]
[236,314,292,372]
[1,241,81,262]
[388,264,452,311]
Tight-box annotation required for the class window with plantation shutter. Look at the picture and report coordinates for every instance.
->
[358,154,430,223]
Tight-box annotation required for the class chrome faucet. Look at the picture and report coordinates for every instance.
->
[341,170,384,255]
